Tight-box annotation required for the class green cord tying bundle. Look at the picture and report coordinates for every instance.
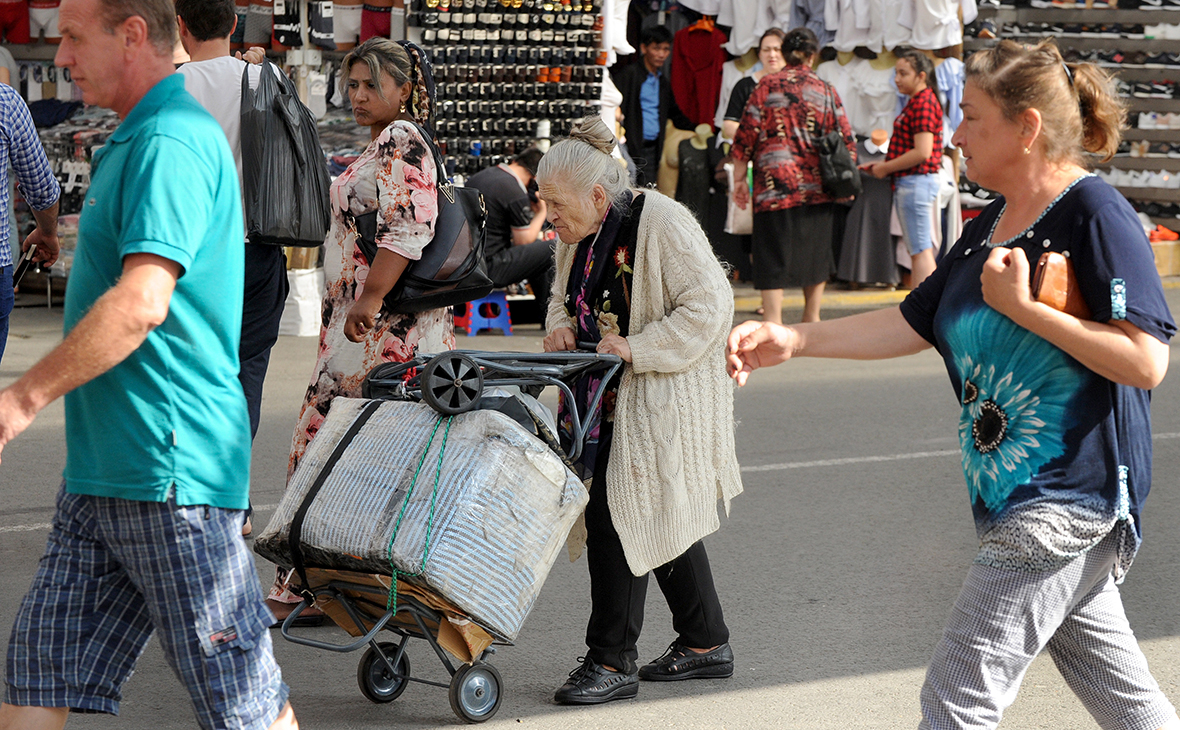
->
[385,415,455,612]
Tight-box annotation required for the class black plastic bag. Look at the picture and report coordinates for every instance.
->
[241,59,332,247]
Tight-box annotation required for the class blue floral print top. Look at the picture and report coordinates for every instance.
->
[900,175,1175,578]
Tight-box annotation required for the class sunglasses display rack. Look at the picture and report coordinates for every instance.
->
[969,2,1180,238]
[406,0,608,176]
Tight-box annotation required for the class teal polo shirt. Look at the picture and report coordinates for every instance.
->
[63,74,250,509]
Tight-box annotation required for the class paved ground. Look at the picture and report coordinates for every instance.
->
[1,286,1178,729]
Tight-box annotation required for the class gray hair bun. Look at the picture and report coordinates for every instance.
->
[568,116,617,156]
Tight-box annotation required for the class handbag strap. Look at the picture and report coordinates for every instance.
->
[806,80,838,144]
[287,400,383,600]
[405,119,451,193]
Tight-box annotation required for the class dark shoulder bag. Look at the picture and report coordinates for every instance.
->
[354,121,493,314]
[809,85,862,199]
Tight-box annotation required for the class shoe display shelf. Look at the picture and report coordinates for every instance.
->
[405,0,607,179]
[971,3,1180,272]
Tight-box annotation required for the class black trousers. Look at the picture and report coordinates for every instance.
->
[584,423,730,674]
[486,239,555,297]
[239,244,289,440]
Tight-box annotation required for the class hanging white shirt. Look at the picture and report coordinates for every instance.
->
[715,59,762,134]
[854,60,900,136]
[817,59,864,133]
[602,0,635,66]
[826,0,884,52]
[907,0,961,50]
[721,0,776,55]
[881,0,913,49]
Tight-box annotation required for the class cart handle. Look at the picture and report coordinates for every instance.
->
[278,597,395,653]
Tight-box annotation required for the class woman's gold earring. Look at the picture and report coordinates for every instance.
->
[1023,146,1030,155]
[400,102,407,112]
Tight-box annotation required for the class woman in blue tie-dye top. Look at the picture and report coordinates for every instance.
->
[726,40,1179,730]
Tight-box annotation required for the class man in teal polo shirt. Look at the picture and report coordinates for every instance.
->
[0,0,298,727]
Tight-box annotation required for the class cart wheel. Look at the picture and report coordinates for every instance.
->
[448,662,502,723]
[421,353,483,415]
[357,642,411,703]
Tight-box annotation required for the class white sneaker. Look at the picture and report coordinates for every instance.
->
[1145,23,1166,37]
[1139,112,1159,130]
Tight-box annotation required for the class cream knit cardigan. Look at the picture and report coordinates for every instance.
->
[546,189,744,576]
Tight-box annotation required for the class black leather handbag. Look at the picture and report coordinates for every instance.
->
[809,87,862,199]
[355,122,493,314]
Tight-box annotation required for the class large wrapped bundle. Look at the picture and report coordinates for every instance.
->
[255,397,588,641]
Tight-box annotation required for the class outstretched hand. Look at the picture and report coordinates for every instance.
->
[726,321,799,386]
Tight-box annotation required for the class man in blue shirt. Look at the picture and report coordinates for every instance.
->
[0,0,298,726]
[612,24,691,187]
[0,83,61,364]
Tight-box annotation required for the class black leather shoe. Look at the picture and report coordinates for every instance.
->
[638,642,734,681]
[553,657,638,705]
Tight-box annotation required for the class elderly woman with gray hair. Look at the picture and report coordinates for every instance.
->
[538,116,744,705]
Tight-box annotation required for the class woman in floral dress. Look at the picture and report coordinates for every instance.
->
[268,37,453,621]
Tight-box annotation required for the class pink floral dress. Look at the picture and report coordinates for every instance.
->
[287,120,455,479]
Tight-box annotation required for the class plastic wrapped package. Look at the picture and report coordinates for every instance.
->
[255,397,588,641]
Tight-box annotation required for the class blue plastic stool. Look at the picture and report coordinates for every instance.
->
[455,290,513,336]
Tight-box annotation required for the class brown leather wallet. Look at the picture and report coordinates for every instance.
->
[1031,251,1091,319]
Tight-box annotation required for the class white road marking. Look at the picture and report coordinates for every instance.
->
[4,435,1180,533]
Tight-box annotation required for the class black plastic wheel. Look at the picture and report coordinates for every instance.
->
[356,642,411,703]
[420,353,483,415]
[448,662,502,723]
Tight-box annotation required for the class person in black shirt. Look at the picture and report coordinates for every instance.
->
[466,147,554,296]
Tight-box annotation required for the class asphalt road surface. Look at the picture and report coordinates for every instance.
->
[1,296,1177,730]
